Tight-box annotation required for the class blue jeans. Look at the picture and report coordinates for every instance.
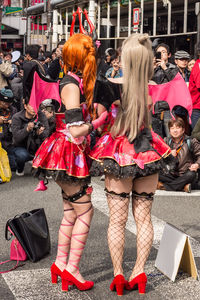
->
[7,147,32,173]
[191,109,200,130]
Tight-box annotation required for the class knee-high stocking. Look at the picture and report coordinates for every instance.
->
[66,196,93,282]
[107,191,130,276]
[130,193,154,280]
[55,192,77,271]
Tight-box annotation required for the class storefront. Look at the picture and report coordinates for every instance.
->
[26,0,198,54]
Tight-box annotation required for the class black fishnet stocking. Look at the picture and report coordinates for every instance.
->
[107,192,130,276]
[130,194,153,280]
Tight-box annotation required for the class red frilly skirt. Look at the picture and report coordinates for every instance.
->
[89,129,172,179]
[32,114,91,184]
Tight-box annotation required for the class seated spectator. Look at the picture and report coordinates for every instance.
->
[174,50,190,84]
[11,99,49,176]
[0,88,17,170]
[40,99,56,136]
[158,117,200,193]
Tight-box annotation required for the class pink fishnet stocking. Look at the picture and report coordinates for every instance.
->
[107,192,130,276]
[130,194,154,280]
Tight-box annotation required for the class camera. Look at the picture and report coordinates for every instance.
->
[32,120,43,136]
[155,51,161,60]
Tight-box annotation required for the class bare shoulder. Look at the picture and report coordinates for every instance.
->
[61,83,80,110]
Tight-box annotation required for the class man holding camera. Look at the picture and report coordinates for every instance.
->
[151,43,178,138]
[0,88,17,171]
[11,99,49,176]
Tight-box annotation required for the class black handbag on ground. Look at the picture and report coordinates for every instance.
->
[5,208,50,262]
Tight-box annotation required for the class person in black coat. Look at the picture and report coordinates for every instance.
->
[0,88,17,171]
[23,45,46,103]
[11,98,49,175]
[47,40,65,80]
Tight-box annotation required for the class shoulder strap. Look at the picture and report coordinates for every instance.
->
[166,137,172,147]
[67,72,83,95]
[186,137,192,152]
[31,59,45,75]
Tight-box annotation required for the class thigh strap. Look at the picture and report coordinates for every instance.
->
[132,191,154,201]
[61,185,93,203]
[105,187,130,198]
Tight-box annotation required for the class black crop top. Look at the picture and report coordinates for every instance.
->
[93,72,121,110]
[59,74,86,104]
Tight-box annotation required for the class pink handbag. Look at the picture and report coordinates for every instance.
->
[0,227,27,273]
[10,238,27,261]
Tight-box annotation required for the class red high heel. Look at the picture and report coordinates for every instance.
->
[61,269,94,291]
[127,273,147,294]
[110,274,127,296]
[50,263,63,284]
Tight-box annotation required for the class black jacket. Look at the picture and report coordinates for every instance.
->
[47,58,63,80]
[11,109,49,153]
[152,62,178,84]
[0,106,17,151]
[23,60,45,101]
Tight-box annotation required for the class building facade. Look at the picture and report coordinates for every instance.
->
[26,0,198,54]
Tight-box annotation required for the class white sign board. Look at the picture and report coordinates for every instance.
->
[155,223,199,282]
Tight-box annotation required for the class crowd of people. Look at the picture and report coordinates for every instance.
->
[1,30,200,296]
[1,39,200,189]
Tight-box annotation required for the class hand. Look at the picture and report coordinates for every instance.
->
[171,149,177,157]
[0,116,7,124]
[27,122,34,132]
[37,126,45,136]
[156,59,167,70]
[189,163,199,172]
[92,111,108,130]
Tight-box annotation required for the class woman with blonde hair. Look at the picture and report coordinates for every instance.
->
[90,33,172,295]
[32,33,107,291]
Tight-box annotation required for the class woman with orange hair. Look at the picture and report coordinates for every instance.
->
[32,33,107,292]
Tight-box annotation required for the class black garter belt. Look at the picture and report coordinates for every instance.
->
[132,191,154,200]
[62,185,91,203]
[104,188,130,198]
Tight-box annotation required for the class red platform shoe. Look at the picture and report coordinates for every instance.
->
[127,272,147,294]
[61,269,94,292]
[50,263,63,284]
[110,274,127,296]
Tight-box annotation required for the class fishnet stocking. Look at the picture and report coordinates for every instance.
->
[107,192,130,276]
[130,195,153,280]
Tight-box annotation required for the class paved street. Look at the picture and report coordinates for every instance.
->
[0,164,200,300]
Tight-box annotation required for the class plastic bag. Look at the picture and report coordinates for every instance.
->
[0,142,12,183]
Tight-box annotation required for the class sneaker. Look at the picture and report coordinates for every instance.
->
[16,170,24,176]
[183,183,191,193]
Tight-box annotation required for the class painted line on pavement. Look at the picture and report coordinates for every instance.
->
[91,181,200,258]
[2,269,92,300]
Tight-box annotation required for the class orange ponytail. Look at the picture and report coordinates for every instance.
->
[62,33,97,118]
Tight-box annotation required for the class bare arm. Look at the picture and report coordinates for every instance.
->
[61,83,91,138]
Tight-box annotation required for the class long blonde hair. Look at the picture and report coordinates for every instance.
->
[111,33,153,142]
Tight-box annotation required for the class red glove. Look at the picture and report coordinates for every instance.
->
[92,111,108,130]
